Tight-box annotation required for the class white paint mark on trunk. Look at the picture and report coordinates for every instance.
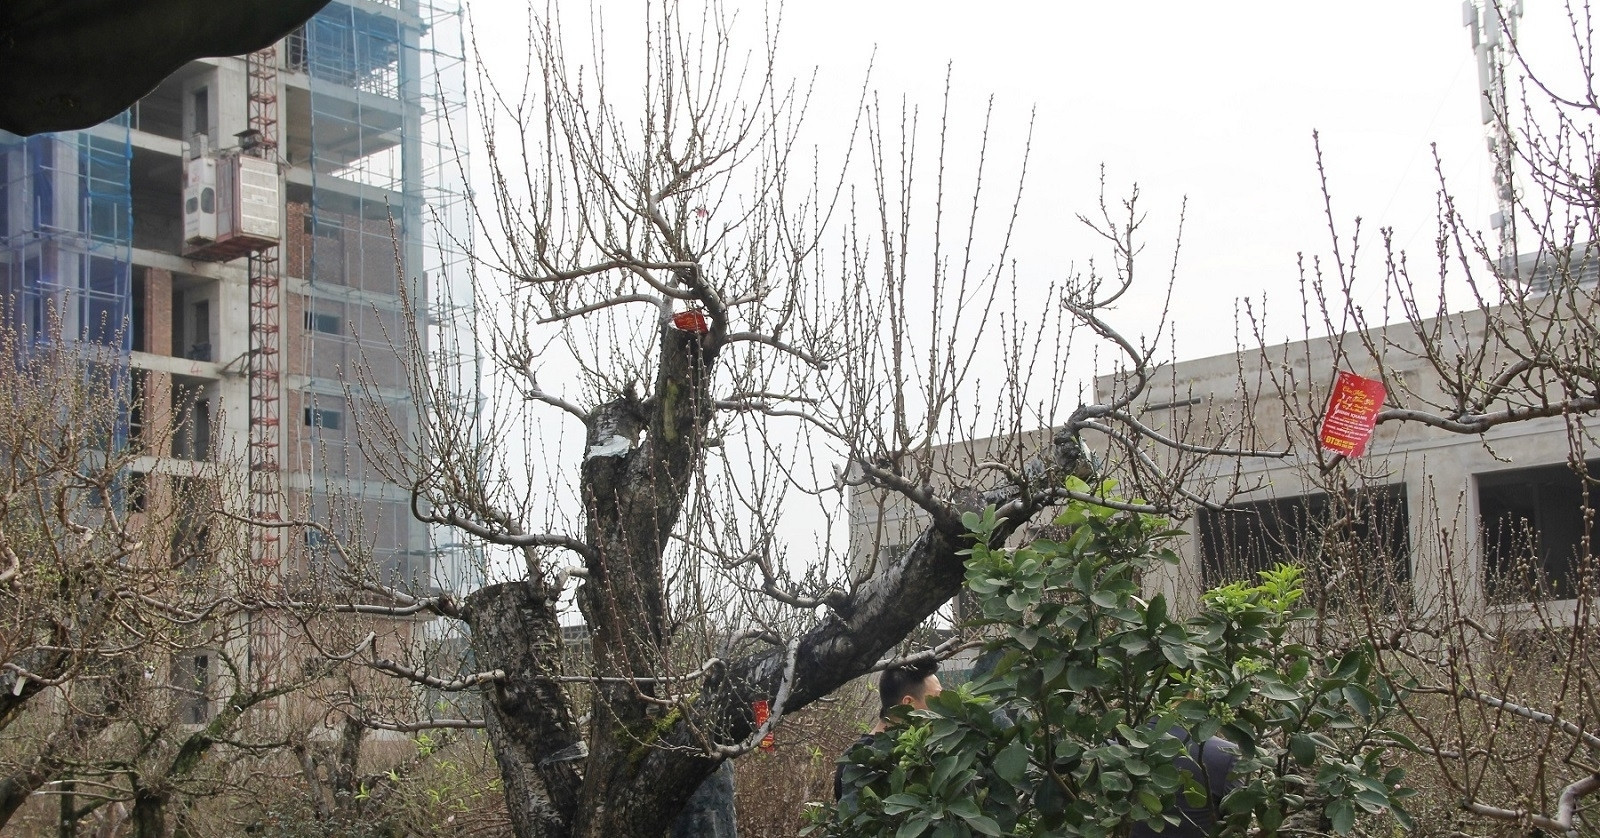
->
[585,435,632,460]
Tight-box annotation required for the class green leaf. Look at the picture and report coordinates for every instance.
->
[1014,626,1040,650]
[993,740,1029,785]
[1384,728,1419,751]
[964,814,1004,836]
[1144,593,1168,629]
[946,797,981,818]
[1041,655,1066,686]
[1328,799,1356,835]
[1067,663,1102,691]
[897,813,934,838]
[1288,732,1316,767]
[1220,784,1264,815]
[969,577,1002,594]
[1256,678,1302,702]
[1259,803,1284,833]
[1287,654,1310,684]
[1343,685,1373,719]
[1331,649,1364,680]
[931,756,961,793]
[1117,724,1148,747]
[1355,789,1391,813]
[1221,723,1257,757]
[882,793,922,816]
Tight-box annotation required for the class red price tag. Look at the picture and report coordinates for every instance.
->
[751,700,775,751]
[1319,371,1386,458]
[671,308,710,334]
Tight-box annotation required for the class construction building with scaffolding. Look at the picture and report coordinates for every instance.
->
[0,0,480,721]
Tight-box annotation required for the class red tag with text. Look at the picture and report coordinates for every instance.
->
[1319,371,1386,458]
[751,700,775,751]
[671,308,710,334]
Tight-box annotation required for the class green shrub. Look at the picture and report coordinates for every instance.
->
[815,489,1415,838]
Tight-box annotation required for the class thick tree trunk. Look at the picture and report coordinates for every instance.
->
[572,739,722,838]
[59,779,76,838]
[469,578,740,838]
[465,582,585,838]
[572,330,724,836]
[130,788,164,838]
[466,315,1057,835]
[0,754,51,831]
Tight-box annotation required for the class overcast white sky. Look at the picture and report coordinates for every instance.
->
[466,1,1539,364]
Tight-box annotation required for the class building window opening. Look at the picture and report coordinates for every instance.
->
[131,268,146,352]
[170,521,210,573]
[304,527,332,571]
[124,471,147,514]
[1198,484,1411,608]
[304,310,342,335]
[191,88,209,138]
[188,299,210,361]
[174,652,211,724]
[172,395,211,460]
[1478,459,1600,601]
[127,368,147,451]
[304,406,343,431]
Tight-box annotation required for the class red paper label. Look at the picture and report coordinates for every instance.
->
[1319,371,1386,458]
[751,700,775,751]
[671,309,710,334]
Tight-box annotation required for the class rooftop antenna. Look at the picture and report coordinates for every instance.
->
[1464,0,1524,271]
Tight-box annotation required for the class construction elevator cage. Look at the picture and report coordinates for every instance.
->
[285,0,482,597]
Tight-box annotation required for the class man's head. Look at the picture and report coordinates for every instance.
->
[877,659,941,720]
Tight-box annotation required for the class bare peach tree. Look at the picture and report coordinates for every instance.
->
[0,313,300,835]
[1084,4,1600,835]
[1345,5,1600,832]
[0,311,411,836]
[0,322,151,831]
[330,2,1284,836]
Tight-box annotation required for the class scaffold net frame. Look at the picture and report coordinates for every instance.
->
[296,0,483,600]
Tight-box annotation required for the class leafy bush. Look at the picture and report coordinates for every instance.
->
[815,491,1414,838]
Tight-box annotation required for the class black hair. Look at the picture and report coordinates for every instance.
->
[877,658,938,718]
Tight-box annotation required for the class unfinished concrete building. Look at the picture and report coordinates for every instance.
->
[0,0,479,720]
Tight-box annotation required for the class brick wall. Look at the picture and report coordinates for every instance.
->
[145,267,173,356]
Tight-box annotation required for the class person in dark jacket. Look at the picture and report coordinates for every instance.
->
[833,659,942,800]
[1129,729,1241,838]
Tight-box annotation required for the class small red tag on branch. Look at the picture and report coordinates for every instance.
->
[1319,371,1386,458]
[751,700,775,751]
[671,308,710,334]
